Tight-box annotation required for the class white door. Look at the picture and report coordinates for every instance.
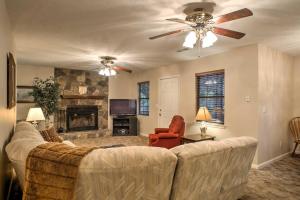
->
[158,76,179,127]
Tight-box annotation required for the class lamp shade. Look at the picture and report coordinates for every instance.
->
[26,107,45,122]
[196,107,212,121]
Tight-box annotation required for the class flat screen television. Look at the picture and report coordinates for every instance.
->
[110,99,137,116]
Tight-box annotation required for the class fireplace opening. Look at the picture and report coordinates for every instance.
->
[66,106,98,132]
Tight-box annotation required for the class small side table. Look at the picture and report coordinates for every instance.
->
[181,134,215,144]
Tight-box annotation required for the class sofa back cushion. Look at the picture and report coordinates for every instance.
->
[170,140,231,200]
[6,122,46,188]
[74,146,178,200]
[220,137,257,192]
[12,121,45,141]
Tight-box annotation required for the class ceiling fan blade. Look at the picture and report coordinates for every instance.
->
[112,66,132,73]
[177,47,191,52]
[149,29,187,40]
[213,8,253,24]
[166,18,196,26]
[213,27,245,39]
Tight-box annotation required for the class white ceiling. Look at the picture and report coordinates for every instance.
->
[6,0,300,70]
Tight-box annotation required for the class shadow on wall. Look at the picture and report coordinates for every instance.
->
[0,128,15,200]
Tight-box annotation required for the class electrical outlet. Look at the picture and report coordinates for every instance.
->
[245,96,251,102]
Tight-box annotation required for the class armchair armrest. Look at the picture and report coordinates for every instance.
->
[157,132,179,139]
[155,128,169,134]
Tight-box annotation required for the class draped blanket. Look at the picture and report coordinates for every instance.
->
[23,143,97,200]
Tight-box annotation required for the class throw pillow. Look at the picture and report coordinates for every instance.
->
[40,127,63,142]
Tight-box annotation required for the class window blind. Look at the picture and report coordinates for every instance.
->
[196,70,224,124]
[138,81,149,115]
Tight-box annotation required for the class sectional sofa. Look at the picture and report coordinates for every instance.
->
[6,122,257,200]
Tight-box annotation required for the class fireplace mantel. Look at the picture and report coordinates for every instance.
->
[61,95,106,99]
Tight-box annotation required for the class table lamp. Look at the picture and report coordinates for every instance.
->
[26,107,45,127]
[195,107,212,136]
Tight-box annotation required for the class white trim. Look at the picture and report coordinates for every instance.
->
[251,152,290,169]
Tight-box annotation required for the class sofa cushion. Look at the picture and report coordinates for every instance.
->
[74,146,177,200]
[220,137,257,193]
[170,140,232,200]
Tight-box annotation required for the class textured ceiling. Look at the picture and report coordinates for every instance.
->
[6,0,300,70]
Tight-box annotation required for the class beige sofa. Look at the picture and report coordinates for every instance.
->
[6,122,257,200]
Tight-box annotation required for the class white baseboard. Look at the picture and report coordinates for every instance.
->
[251,152,290,169]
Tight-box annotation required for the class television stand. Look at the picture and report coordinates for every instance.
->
[112,116,138,136]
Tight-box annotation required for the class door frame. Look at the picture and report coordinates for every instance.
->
[157,75,180,127]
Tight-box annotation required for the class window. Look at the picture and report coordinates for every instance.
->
[196,70,224,124]
[138,81,150,115]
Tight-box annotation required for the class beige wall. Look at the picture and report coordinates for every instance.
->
[293,56,300,117]
[0,0,15,198]
[257,45,294,164]
[134,45,259,140]
[109,44,298,165]
[110,44,260,163]
[16,65,54,120]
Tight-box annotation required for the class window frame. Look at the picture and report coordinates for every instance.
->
[138,81,150,116]
[195,69,225,124]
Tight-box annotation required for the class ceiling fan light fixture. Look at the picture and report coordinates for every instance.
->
[202,31,218,48]
[98,67,117,76]
[110,69,117,76]
[183,31,197,48]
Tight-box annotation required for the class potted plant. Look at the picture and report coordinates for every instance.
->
[30,77,60,126]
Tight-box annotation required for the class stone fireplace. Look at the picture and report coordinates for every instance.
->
[54,68,109,133]
[66,106,98,132]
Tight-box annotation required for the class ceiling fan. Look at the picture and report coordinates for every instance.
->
[96,56,132,76]
[149,3,253,51]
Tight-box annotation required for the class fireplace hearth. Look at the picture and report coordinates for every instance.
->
[66,106,98,132]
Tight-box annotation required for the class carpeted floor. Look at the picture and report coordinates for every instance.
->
[72,136,300,200]
[241,155,300,200]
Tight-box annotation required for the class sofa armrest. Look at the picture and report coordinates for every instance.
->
[155,128,170,134]
[157,132,179,139]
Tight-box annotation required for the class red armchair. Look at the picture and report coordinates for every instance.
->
[149,115,185,149]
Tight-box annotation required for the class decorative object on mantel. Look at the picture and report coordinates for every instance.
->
[78,84,88,95]
[17,86,35,103]
[26,107,45,127]
[30,77,60,126]
[196,107,212,136]
[7,52,16,109]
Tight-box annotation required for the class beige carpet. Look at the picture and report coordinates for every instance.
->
[72,136,300,200]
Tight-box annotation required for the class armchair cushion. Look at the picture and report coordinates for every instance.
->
[155,128,169,134]
[157,133,179,139]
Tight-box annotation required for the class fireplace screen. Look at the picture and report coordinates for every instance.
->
[66,106,98,132]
